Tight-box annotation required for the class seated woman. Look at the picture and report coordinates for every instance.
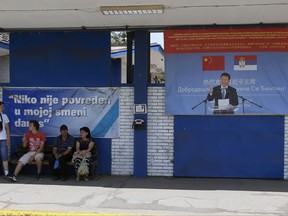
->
[73,127,94,181]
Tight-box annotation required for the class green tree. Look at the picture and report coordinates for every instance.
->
[111,31,127,46]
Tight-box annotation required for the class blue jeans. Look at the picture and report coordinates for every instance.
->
[0,140,8,161]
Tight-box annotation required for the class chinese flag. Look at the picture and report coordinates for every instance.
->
[202,56,225,71]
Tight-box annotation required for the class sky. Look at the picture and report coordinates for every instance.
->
[150,32,164,48]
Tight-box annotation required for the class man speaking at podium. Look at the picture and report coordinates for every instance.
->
[207,72,239,114]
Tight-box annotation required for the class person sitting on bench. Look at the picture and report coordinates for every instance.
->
[49,124,75,181]
[10,120,46,182]
[72,127,94,181]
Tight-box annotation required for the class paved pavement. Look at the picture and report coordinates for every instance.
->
[1,174,288,216]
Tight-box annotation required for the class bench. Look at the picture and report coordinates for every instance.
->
[10,144,98,178]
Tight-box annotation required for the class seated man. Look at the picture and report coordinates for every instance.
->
[10,120,46,182]
[49,124,75,181]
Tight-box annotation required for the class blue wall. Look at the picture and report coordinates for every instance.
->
[8,31,285,179]
[174,115,284,178]
[133,31,149,177]
[10,32,111,87]
[9,31,112,174]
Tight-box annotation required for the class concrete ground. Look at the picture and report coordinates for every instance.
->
[0,174,288,216]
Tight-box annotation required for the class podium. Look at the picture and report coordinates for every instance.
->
[209,105,238,114]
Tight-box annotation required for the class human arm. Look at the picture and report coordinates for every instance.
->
[84,141,94,157]
[22,134,28,148]
[207,86,221,102]
[29,141,45,162]
[59,147,72,157]
[207,86,214,101]
[37,141,44,153]
[75,140,84,157]
[228,87,239,106]
[52,146,59,159]
[5,123,10,147]
[60,136,74,157]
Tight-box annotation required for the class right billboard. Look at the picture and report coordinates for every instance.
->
[165,28,288,115]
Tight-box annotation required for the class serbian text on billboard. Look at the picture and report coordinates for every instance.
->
[165,28,288,114]
[2,87,119,138]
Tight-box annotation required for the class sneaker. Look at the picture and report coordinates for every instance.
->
[36,174,42,181]
[10,175,17,182]
[61,177,69,181]
[53,176,60,181]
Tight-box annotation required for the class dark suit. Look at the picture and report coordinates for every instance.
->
[207,85,239,114]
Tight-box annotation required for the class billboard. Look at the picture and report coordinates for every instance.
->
[165,28,288,115]
[3,87,119,138]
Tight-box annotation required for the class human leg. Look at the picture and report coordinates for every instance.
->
[74,157,81,181]
[10,152,34,182]
[59,154,69,179]
[84,157,91,181]
[0,140,9,176]
[35,153,44,180]
[14,151,35,176]
[13,161,23,176]
[48,154,59,179]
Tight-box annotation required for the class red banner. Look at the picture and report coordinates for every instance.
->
[164,28,288,54]
[202,56,225,71]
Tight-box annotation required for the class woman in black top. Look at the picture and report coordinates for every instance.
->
[74,127,94,181]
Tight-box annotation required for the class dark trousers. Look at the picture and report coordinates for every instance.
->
[49,154,70,178]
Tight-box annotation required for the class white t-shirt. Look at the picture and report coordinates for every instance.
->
[0,113,10,140]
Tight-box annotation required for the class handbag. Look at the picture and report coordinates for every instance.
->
[71,151,91,163]
[77,157,89,176]
[53,159,60,169]
[0,113,3,132]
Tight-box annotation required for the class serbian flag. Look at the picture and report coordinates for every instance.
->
[202,56,225,71]
[234,55,257,70]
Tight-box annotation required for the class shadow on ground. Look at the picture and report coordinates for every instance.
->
[1,174,288,193]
